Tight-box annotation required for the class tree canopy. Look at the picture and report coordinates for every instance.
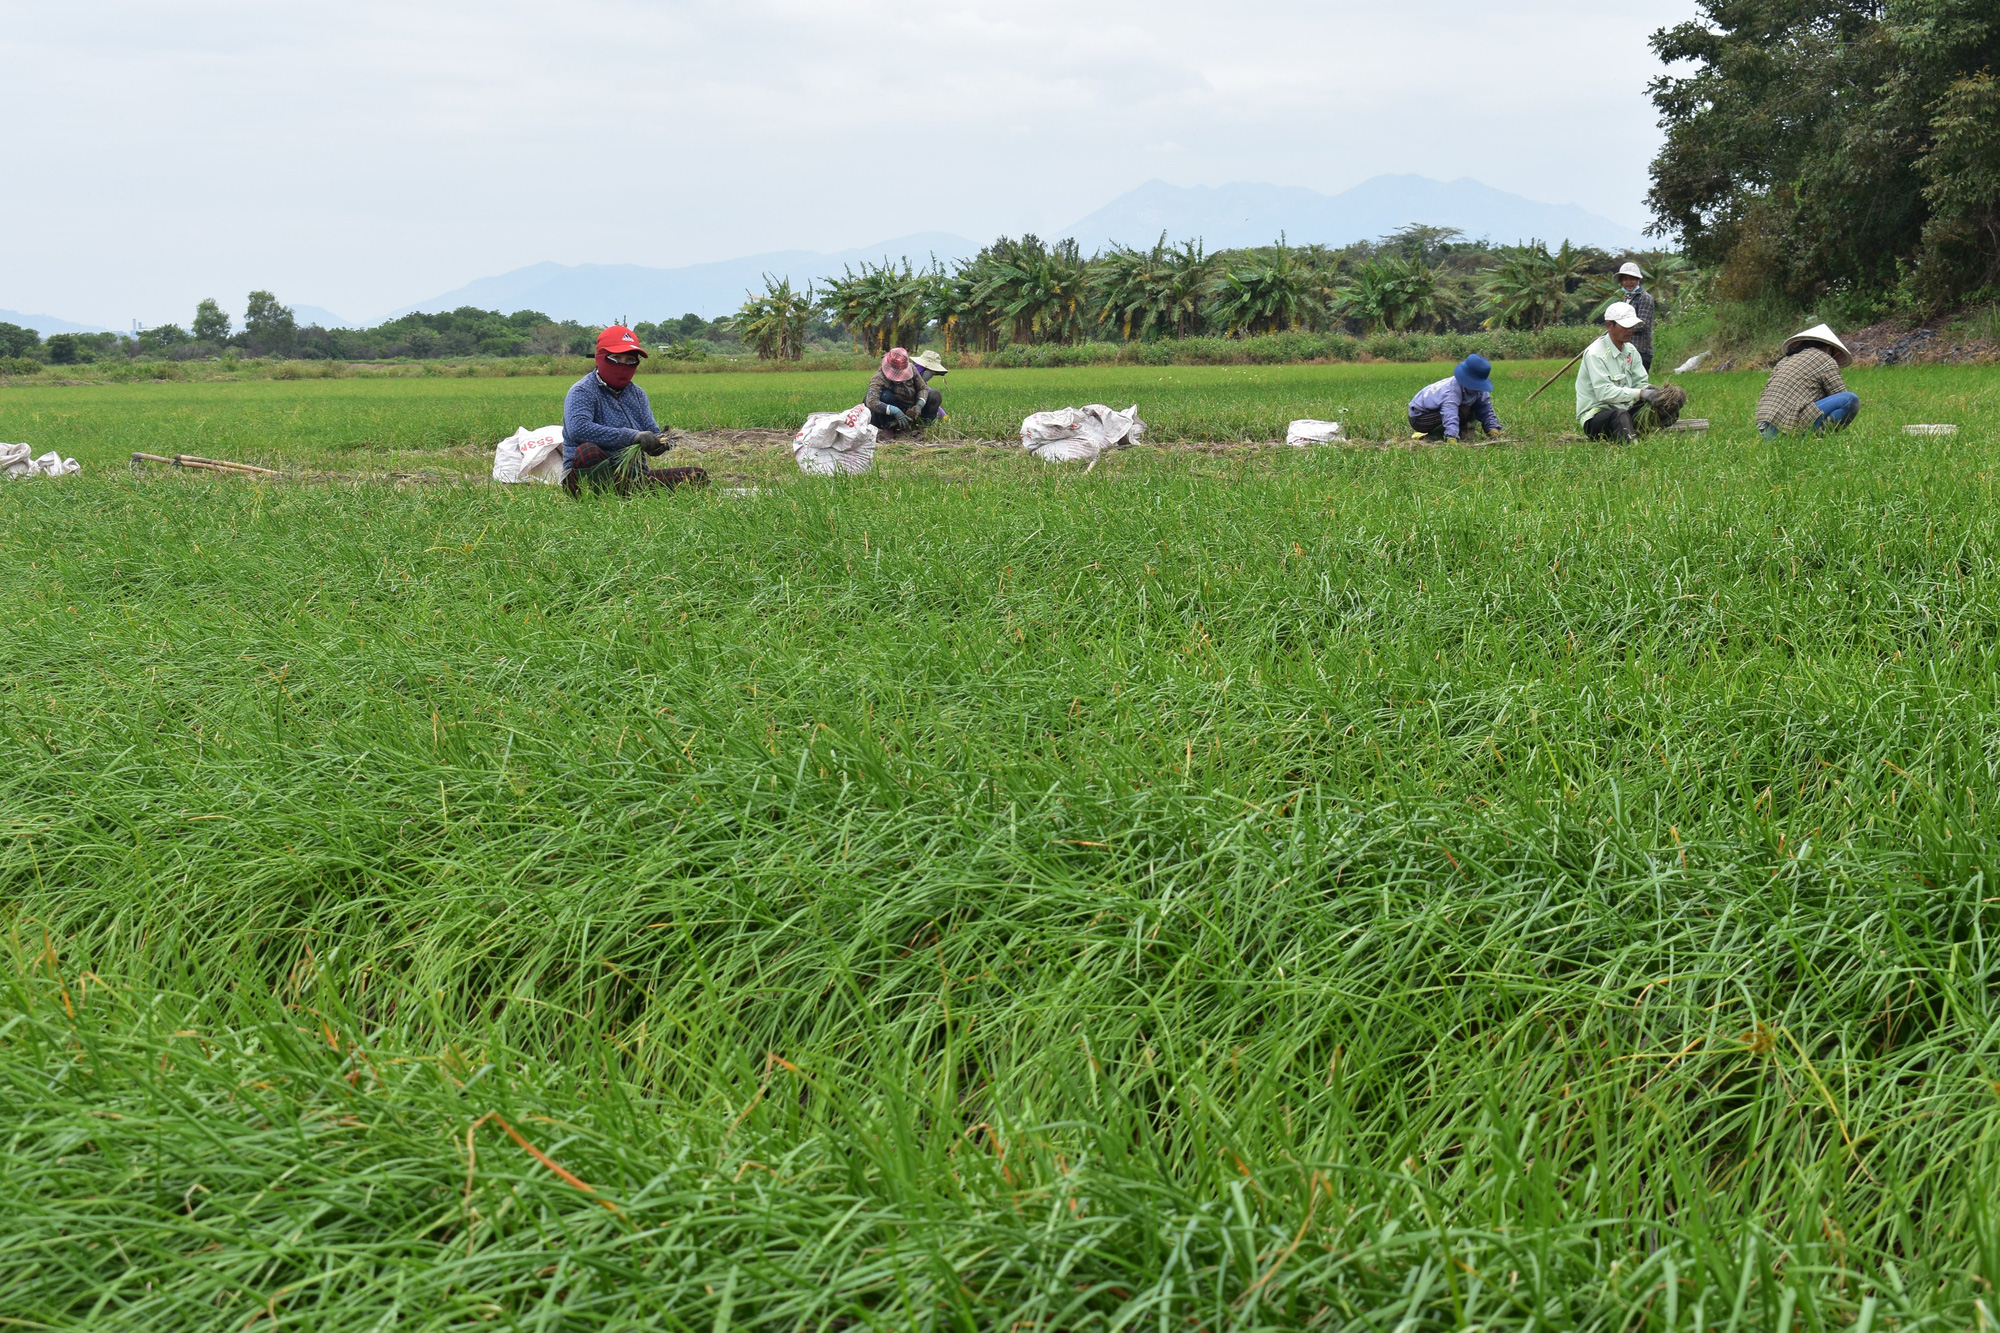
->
[1648,0,2000,311]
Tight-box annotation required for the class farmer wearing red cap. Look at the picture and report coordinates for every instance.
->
[561,326,707,494]
[865,347,942,433]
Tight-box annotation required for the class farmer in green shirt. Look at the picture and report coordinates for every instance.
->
[1576,302,1684,442]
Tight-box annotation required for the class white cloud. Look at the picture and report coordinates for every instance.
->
[1,0,1703,326]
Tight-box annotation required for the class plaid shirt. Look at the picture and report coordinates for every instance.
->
[1754,347,1847,431]
[1625,286,1655,358]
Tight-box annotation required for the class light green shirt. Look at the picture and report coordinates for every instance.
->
[1574,333,1648,424]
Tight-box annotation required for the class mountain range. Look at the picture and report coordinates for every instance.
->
[391,233,981,325]
[0,308,113,337]
[391,176,1647,323]
[8,177,1658,332]
[1056,176,1650,257]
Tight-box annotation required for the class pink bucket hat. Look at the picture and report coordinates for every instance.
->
[880,347,913,381]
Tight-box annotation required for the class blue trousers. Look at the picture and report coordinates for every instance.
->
[1760,391,1860,439]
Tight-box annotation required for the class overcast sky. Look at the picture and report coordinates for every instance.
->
[4,0,1702,328]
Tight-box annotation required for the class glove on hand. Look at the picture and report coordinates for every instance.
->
[636,431,668,456]
[885,405,908,424]
[1640,386,1663,405]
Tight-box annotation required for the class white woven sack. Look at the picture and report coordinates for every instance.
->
[1019,404,1144,463]
[0,442,79,479]
[492,425,566,484]
[794,405,878,476]
[1285,419,1343,446]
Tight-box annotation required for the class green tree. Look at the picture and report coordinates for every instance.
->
[0,322,39,358]
[1912,68,2000,299]
[1091,235,1220,341]
[1336,256,1448,333]
[243,291,297,355]
[819,260,931,352]
[978,236,1090,346]
[1479,241,1589,330]
[44,334,80,365]
[1647,0,1999,308]
[191,299,231,344]
[1381,224,1467,265]
[732,275,815,361]
[139,324,191,353]
[1210,239,1324,337]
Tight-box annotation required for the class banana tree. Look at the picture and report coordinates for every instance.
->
[731,275,814,361]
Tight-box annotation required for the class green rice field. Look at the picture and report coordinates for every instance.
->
[4,362,2000,1328]
[8,357,1988,470]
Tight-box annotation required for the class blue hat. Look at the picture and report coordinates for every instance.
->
[1453,354,1494,394]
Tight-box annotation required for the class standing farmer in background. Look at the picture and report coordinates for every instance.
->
[1408,354,1504,443]
[562,327,707,494]
[867,347,942,434]
[1615,262,1656,370]
[1755,324,1859,439]
[1577,302,1684,443]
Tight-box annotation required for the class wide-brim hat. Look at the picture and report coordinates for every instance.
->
[1617,261,1645,280]
[1452,354,1493,394]
[880,347,913,381]
[912,350,948,374]
[1784,323,1852,366]
[1603,301,1643,329]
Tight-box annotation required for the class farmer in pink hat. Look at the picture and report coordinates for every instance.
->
[865,347,941,434]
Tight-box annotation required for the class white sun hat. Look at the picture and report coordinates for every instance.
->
[1783,323,1853,366]
[1617,261,1645,280]
[1604,301,1644,329]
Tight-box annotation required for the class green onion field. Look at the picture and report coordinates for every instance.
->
[5,361,2000,1329]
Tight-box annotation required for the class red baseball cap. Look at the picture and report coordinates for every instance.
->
[595,326,648,356]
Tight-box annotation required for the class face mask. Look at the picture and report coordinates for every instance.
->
[596,351,637,388]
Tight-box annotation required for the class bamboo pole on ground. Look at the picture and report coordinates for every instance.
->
[1524,349,1587,404]
[132,452,280,475]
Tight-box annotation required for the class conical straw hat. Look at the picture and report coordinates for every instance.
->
[1784,323,1852,366]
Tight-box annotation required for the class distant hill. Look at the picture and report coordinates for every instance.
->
[1055,176,1653,254]
[0,308,112,336]
[292,305,356,329]
[391,233,981,324]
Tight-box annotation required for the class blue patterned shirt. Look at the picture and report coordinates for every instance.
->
[562,372,661,467]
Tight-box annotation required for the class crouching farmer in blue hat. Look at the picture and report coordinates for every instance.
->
[1408,355,1503,443]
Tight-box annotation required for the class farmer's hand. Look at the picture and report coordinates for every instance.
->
[1640,386,1663,405]
[885,405,908,425]
[636,431,668,456]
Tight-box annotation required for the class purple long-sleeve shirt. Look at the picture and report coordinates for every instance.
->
[562,371,660,467]
[1407,376,1502,438]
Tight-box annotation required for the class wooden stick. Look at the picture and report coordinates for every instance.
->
[1524,349,1587,404]
[131,451,281,476]
[176,453,279,475]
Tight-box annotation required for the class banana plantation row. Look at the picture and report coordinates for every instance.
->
[731,226,1695,360]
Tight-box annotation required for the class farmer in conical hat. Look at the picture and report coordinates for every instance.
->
[1407,354,1503,443]
[1755,324,1858,440]
[561,326,707,494]
[866,347,942,433]
[1614,262,1656,371]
